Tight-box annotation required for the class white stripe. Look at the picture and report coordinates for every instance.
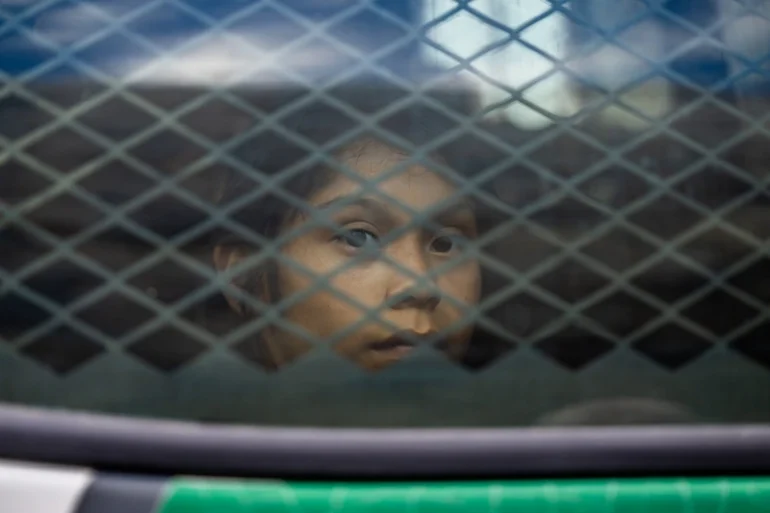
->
[0,459,93,513]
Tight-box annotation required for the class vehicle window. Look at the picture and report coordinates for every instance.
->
[1,0,769,427]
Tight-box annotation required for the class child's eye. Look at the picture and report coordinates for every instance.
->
[335,228,380,250]
[430,233,467,254]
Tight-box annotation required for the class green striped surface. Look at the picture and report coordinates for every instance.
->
[159,478,770,513]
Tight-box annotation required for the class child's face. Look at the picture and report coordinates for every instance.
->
[271,141,481,371]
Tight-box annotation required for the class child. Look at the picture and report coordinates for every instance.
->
[213,114,492,372]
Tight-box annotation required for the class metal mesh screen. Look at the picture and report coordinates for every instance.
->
[2,0,770,427]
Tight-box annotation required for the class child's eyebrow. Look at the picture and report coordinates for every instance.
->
[312,195,475,231]
[313,195,394,222]
[432,199,475,223]
[315,195,472,216]
[437,197,474,213]
[314,194,388,211]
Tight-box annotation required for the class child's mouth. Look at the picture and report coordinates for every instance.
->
[367,336,416,357]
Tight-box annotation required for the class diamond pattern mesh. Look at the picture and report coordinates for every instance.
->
[2,0,770,426]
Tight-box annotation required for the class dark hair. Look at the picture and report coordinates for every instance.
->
[220,102,471,235]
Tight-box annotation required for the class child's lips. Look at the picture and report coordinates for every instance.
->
[366,335,418,360]
[362,331,444,368]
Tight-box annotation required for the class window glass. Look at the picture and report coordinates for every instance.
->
[1,0,769,427]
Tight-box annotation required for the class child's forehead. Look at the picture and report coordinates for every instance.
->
[308,172,462,215]
[334,138,447,179]
[305,138,464,209]
[337,140,409,175]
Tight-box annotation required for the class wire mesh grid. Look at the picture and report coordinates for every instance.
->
[1,0,770,425]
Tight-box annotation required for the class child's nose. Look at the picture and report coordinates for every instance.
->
[388,287,441,312]
[385,243,441,312]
